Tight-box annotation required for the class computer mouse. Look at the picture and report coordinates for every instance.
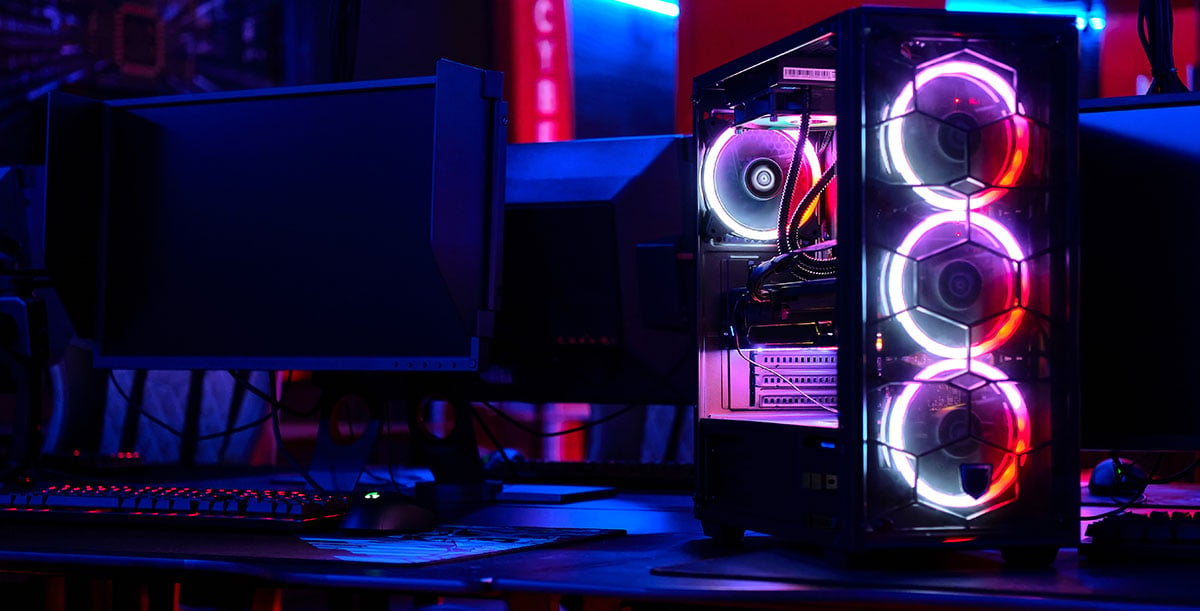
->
[1088,458,1149,497]
[340,491,438,533]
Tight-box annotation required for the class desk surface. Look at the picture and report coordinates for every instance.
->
[0,482,1196,610]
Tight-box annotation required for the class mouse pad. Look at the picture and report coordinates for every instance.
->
[652,545,1092,600]
[301,525,624,566]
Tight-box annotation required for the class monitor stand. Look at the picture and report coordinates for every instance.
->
[0,286,48,487]
[307,373,499,515]
[405,391,501,513]
[305,376,383,493]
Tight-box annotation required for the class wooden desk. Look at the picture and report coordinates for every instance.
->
[0,490,1193,610]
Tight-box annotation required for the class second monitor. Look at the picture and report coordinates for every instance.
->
[492,135,696,406]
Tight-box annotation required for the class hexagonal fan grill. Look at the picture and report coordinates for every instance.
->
[880,49,1035,212]
[880,210,1027,359]
[878,359,1030,518]
[872,45,1041,518]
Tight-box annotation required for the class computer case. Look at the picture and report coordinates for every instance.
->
[694,8,1079,562]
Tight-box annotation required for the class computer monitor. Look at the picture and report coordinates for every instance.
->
[45,59,505,372]
[490,135,696,406]
[1079,93,1200,451]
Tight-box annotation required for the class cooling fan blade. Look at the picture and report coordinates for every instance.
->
[881,51,1031,211]
[881,211,1027,359]
[880,359,1030,514]
[701,125,822,241]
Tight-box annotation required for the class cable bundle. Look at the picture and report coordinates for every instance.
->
[1139,0,1190,94]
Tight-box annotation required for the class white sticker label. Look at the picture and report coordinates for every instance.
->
[782,67,836,82]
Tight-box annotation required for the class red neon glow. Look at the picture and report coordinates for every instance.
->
[994,115,1031,187]
[509,0,574,143]
[114,3,166,79]
[882,53,1028,211]
[880,359,1031,510]
[881,211,1028,359]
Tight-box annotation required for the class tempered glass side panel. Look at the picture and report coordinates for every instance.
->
[696,28,839,428]
[860,13,1075,533]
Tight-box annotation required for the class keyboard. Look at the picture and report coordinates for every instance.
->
[0,484,349,531]
[1082,510,1200,560]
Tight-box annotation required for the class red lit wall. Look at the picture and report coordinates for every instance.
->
[675,0,945,133]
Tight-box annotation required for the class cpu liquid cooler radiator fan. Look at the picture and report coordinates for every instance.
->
[694,8,1078,563]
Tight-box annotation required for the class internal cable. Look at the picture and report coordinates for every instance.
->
[728,297,836,414]
[776,87,813,256]
[785,160,838,252]
[477,401,642,437]
[765,88,838,281]
[746,240,838,303]
[729,323,837,414]
[469,405,518,479]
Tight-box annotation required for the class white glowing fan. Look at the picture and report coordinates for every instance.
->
[701,121,823,241]
[879,210,1028,360]
[880,49,1032,211]
[879,359,1031,516]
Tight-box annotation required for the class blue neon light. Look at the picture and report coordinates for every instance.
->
[610,0,680,17]
[946,0,1105,30]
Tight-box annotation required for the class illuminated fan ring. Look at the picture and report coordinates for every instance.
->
[881,211,1029,359]
[701,121,823,241]
[881,359,1031,510]
[882,59,1026,211]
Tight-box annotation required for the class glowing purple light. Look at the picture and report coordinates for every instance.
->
[748,114,838,129]
[881,211,1028,359]
[881,359,1030,510]
[882,55,1023,211]
[701,121,823,241]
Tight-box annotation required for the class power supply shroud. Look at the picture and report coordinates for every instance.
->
[694,8,1079,561]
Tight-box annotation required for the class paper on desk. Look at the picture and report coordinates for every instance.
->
[300,524,623,566]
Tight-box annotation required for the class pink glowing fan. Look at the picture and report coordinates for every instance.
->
[881,50,1032,211]
[880,359,1031,514]
[880,211,1028,359]
[701,121,824,241]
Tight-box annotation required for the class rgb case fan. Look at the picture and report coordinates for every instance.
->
[694,8,1078,563]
